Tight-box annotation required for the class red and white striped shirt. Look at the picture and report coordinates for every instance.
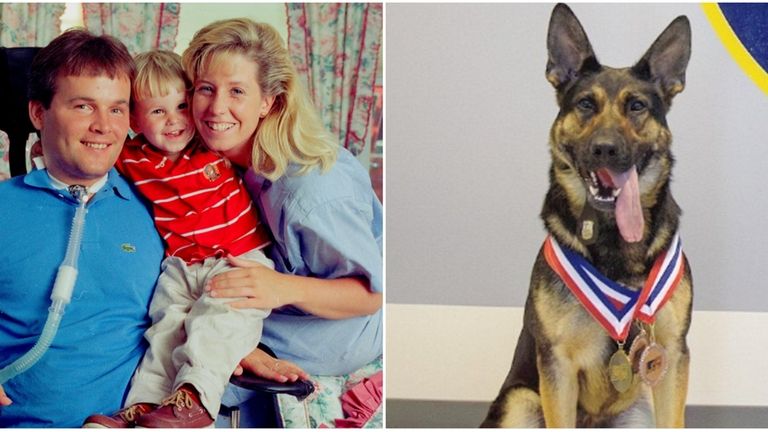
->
[116,136,270,263]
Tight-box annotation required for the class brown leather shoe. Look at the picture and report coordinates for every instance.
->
[135,384,214,428]
[82,403,156,428]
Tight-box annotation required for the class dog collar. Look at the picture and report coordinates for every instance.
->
[543,233,685,341]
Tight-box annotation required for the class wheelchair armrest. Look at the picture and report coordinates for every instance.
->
[229,373,314,402]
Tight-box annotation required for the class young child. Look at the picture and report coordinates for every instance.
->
[83,50,273,428]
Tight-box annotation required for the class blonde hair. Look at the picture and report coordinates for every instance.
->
[132,50,190,106]
[182,18,337,180]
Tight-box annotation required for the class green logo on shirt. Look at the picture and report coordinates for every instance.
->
[121,243,136,253]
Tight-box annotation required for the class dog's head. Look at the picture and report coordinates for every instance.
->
[546,4,690,244]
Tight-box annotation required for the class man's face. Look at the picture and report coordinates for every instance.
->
[29,74,131,186]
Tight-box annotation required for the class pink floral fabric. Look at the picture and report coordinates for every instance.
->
[286,3,383,155]
[0,3,65,47]
[276,355,383,428]
[83,3,180,55]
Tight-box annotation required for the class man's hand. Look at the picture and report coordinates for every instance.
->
[233,347,309,383]
[0,384,12,406]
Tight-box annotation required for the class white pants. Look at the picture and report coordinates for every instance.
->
[126,248,272,417]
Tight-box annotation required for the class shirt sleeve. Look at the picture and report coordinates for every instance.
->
[287,196,383,294]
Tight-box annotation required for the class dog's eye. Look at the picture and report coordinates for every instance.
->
[576,98,596,112]
[628,99,647,112]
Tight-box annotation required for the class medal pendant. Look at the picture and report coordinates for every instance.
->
[628,330,650,373]
[628,322,651,374]
[608,348,633,393]
[578,205,599,245]
[639,342,668,386]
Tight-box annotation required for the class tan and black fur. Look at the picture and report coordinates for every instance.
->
[481,4,693,428]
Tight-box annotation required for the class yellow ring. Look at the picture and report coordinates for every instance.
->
[701,3,768,96]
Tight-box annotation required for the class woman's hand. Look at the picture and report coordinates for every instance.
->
[0,384,12,406]
[209,254,381,319]
[232,347,309,383]
[206,254,294,309]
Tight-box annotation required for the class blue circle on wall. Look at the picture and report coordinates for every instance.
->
[719,3,768,73]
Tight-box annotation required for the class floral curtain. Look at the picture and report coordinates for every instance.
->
[0,3,65,47]
[0,130,10,181]
[286,3,383,155]
[83,3,180,55]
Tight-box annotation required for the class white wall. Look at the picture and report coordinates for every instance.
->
[175,3,287,54]
[387,2,768,311]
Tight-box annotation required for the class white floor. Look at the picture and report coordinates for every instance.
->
[387,304,768,406]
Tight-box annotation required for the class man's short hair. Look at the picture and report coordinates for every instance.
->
[28,28,135,109]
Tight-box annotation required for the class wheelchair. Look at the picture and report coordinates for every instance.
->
[0,47,40,177]
[217,344,314,428]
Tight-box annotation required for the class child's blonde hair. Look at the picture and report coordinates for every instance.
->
[182,18,337,180]
[132,50,190,106]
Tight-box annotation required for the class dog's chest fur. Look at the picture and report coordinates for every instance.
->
[531,263,691,419]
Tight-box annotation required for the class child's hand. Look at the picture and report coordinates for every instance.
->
[232,347,309,383]
[206,254,295,310]
[0,384,12,406]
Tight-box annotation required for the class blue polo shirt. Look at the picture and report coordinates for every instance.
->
[244,147,383,375]
[0,168,163,427]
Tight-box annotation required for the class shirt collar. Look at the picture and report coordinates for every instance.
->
[243,167,269,197]
[46,171,108,200]
[24,168,133,201]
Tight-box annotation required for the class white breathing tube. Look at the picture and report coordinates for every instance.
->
[0,185,88,384]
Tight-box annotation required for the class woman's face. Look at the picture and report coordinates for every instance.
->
[191,52,274,166]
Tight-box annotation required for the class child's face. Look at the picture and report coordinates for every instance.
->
[132,87,195,160]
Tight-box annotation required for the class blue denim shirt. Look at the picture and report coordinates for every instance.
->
[243,147,382,375]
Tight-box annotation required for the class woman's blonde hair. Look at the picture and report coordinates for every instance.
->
[182,18,337,180]
[133,50,190,106]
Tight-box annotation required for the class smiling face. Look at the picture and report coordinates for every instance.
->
[29,73,131,186]
[132,85,195,161]
[191,52,275,167]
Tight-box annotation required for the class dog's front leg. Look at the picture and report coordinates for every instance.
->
[652,348,690,427]
[537,350,578,427]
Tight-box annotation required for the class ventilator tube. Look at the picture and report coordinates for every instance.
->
[0,185,88,384]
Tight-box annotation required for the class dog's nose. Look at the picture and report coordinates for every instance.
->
[591,142,619,161]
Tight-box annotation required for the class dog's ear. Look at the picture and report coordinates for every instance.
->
[632,16,691,100]
[546,3,600,90]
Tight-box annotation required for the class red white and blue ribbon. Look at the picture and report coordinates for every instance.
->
[543,233,685,341]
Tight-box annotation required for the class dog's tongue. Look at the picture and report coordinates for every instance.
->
[598,166,644,243]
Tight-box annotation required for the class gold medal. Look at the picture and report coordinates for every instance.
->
[639,343,668,386]
[608,345,633,393]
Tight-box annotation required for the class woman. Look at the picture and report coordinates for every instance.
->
[181,18,383,389]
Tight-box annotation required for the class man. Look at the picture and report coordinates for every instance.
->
[0,29,164,427]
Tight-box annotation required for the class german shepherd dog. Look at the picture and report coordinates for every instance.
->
[481,4,692,428]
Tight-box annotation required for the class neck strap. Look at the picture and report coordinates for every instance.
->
[543,233,685,341]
